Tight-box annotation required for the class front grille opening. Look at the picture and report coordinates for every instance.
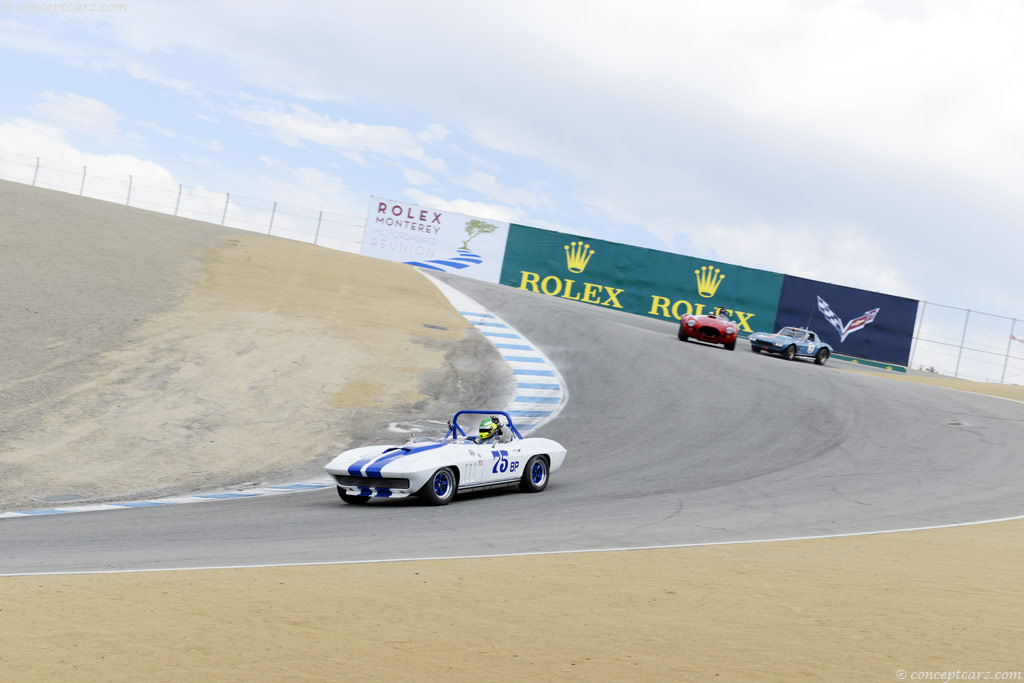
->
[334,475,411,489]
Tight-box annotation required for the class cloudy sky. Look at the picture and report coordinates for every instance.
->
[2,0,1023,323]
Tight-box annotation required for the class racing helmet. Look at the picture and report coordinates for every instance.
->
[478,418,499,441]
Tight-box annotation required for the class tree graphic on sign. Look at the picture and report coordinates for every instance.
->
[459,219,498,250]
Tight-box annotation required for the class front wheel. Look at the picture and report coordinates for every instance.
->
[724,340,736,351]
[420,467,457,505]
[815,348,830,365]
[519,455,549,493]
[751,346,762,354]
[338,486,371,505]
[782,344,796,361]
[677,325,689,341]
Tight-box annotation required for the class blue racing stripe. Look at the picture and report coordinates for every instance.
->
[347,457,377,476]
[365,443,446,476]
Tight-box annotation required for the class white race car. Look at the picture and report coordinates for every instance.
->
[324,410,567,506]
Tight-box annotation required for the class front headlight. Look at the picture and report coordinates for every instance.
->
[686,319,696,328]
[725,327,735,335]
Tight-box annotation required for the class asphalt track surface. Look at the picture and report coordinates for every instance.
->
[3,273,1024,575]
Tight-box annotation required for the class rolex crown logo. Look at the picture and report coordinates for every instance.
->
[694,265,725,298]
[564,241,595,274]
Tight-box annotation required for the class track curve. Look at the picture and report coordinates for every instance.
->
[3,273,1024,575]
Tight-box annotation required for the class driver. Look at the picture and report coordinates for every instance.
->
[474,417,505,444]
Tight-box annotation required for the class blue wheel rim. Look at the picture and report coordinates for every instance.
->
[434,472,450,497]
[531,461,546,485]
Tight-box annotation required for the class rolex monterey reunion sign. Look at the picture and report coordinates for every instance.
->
[498,224,783,335]
[362,197,510,283]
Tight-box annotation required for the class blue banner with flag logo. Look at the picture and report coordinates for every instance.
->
[775,275,919,365]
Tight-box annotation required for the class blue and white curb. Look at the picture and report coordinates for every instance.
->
[1,272,567,518]
[421,272,568,435]
[0,482,332,519]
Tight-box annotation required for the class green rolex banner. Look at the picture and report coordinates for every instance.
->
[499,224,783,335]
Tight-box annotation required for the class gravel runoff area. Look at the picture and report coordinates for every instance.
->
[2,180,1023,681]
[0,180,510,511]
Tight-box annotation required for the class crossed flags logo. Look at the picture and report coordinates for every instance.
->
[817,296,880,342]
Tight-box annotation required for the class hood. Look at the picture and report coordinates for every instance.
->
[325,441,449,475]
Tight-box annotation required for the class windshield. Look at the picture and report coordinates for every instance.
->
[778,327,807,340]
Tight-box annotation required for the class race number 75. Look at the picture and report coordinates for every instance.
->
[491,450,520,474]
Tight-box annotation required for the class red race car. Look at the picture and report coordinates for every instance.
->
[678,307,739,350]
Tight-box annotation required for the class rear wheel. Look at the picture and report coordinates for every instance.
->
[519,455,549,493]
[420,467,457,505]
[782,344,796,361]
[815,348,830,365]
[338,486,371,505]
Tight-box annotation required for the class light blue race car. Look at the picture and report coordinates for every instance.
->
[747,326,833,365]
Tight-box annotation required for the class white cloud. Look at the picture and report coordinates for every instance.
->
[256,158,363,216]
[403,189,516,223]
[136,120,176,138]
[31,92,121,137]
[682,221,917,299]
[125,63,200,97]
[0,117,175,182]
[417,123,449,143]
[231,102,446,171]
[455,170,549,210]
[403,169,435,186]
[186,137,223,152]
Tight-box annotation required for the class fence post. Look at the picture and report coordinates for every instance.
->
[1000,321,1018,383]
[953,309,970,378]
[314,210,323,245]
[909,301,926,370]
[221,192,230,226]
[32,157,40,186]
[174,184,182,216]
[125,174,133,206]
[79,165,87,196]
[268,201,277,235]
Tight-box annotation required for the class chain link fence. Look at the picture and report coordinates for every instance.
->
[910,303,1024,384]
[0,151,364,254]
[2,150,1022,385]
